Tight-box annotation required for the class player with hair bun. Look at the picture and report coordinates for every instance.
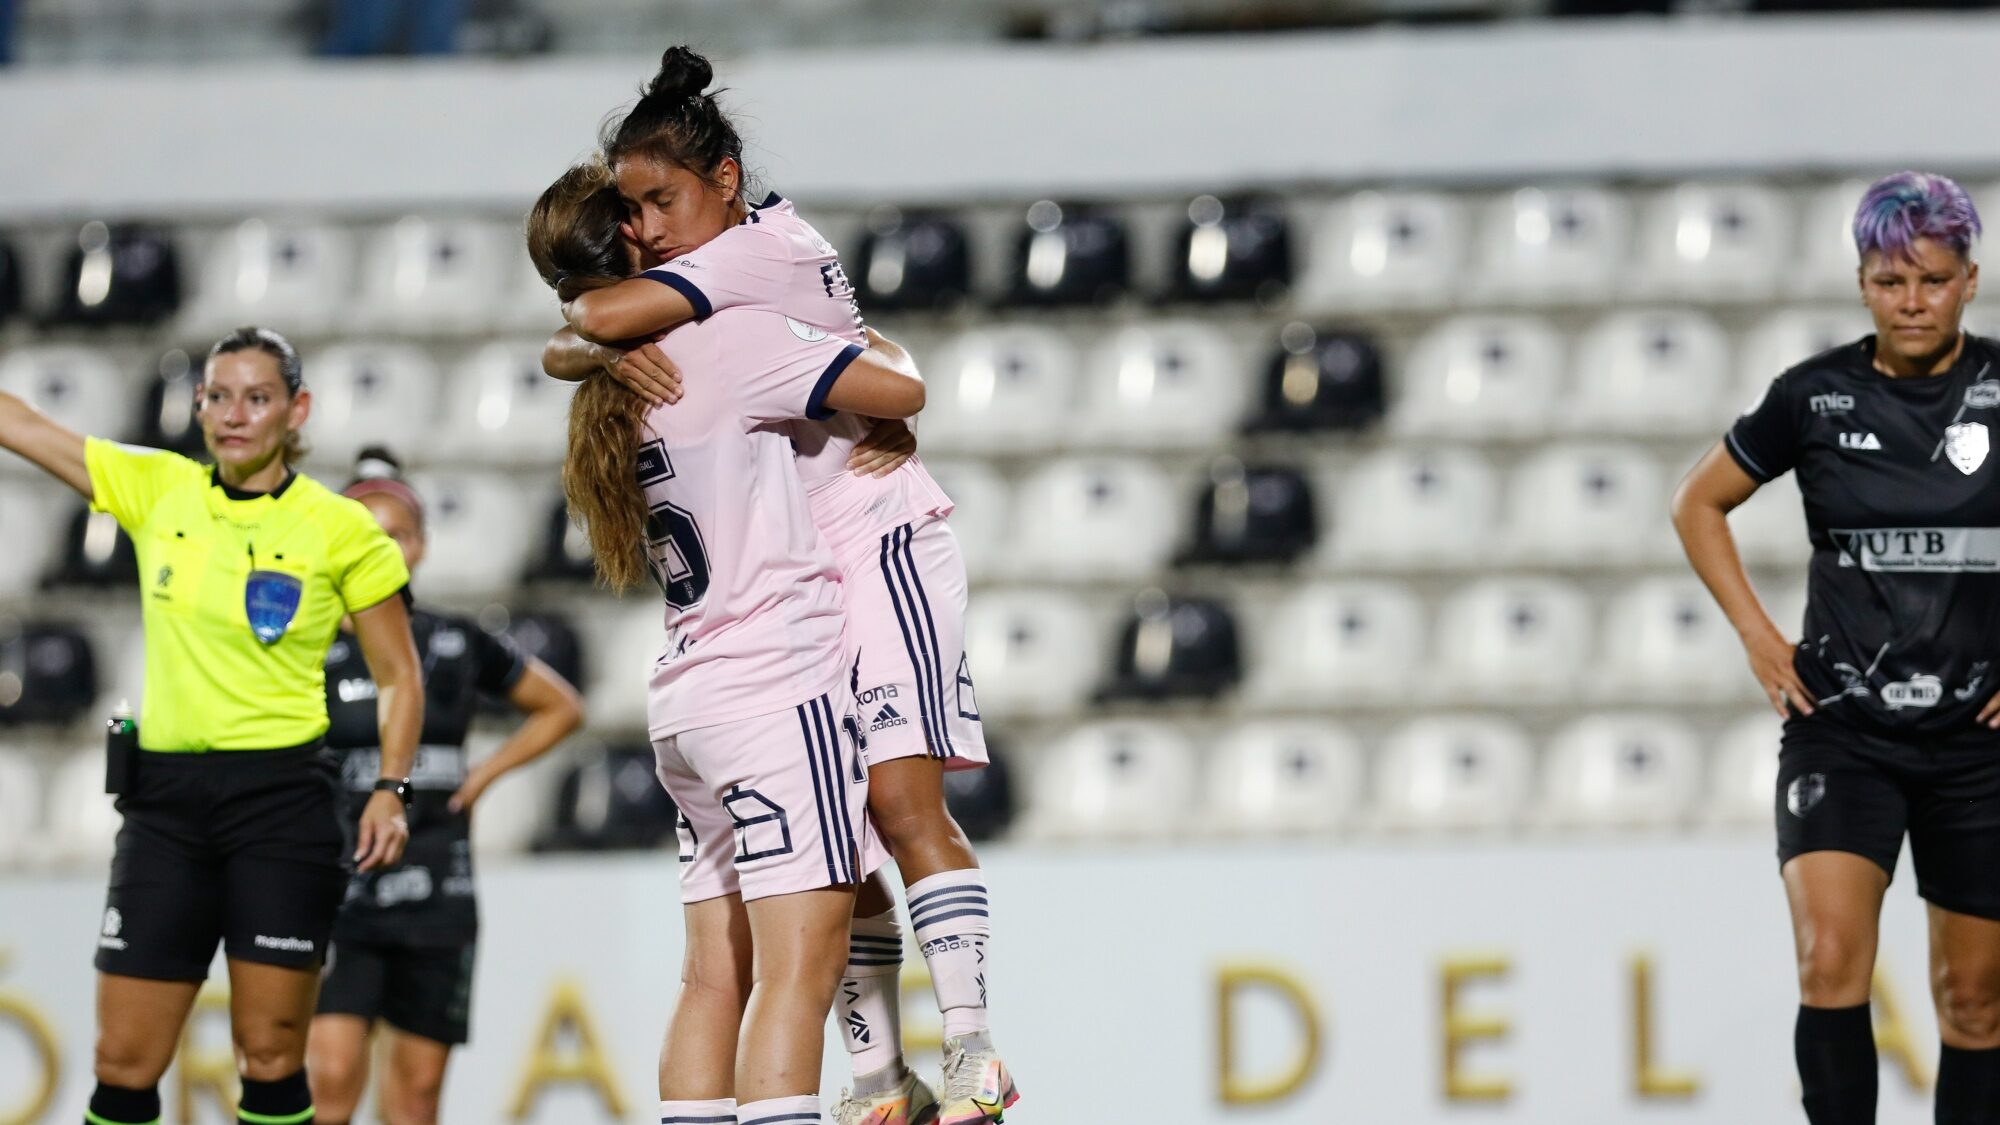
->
[1674,171,2000,1125]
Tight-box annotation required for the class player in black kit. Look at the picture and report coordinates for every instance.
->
[306,448,584,1125]
[1674,172,2000,1125]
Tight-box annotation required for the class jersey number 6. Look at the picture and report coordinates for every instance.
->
[637,440,714,610]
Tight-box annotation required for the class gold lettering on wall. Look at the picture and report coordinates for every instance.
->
[1629,952,1700,1098]
[175,988,237,1123]
[1441,954,1513,1101]
[0,950,60,1125]
[1872,968,1932,1092]
[508,979,628,1120]
[1214,962,1323,1106]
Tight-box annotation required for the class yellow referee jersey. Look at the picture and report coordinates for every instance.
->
[85,438,410,751]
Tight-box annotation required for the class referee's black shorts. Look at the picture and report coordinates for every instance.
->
[94,744,348,981]
[1777,713,2000,920]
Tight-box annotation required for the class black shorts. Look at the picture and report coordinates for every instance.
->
[94,745,348,981]
[316,937,476,1046]
[1777,714,2000,920]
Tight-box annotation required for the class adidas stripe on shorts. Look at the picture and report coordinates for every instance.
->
[653,691,888,903]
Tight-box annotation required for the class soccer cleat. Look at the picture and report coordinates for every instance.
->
[833,1067,940,1125]
[937,1035,1019,1125]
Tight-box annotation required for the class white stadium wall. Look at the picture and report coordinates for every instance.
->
[0,13,1998,218]
[0,846,1952,1124]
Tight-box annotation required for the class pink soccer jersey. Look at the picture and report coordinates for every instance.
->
[641,193,951,551]
[635,306,866,740]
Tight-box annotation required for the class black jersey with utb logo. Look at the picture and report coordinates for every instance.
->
[323,607,525,944]
[1728,333,2000,736]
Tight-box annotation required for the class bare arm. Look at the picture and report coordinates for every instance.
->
[543,326,684,407]
[351,593,422,869]
[563,277,698,345]
[448,658,585,814]
[0,391,92,500]
[821,328,927,420]
[1670,442,1813,717]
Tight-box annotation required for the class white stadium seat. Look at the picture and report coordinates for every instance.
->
[961,589,1101,718]
[1505,443,1668,565]
[90,617,147,721]
[1032,721,1198,841]
[493,235,564,333]
[1253,581,1424,706]
[1436,577,1591,703]
[0,748,41,868]
[48,745,121,869]
[1599,576,1748,700]
[1373,715,1533,832]
[1568,309,1730,436]
[1392,315,1563,440]
[1467,186,1631,305]
[466,733,562,857]
[580,605,663,735]
[1708,712,1783,827]
[1206,721,1364,835]
[407,472,538,597]
[1728,470,1811,567]
[1011,457,1176,581]
[440,341,575,465]
[918,460,1009,582]
[1791,179,1874,298]
[180,217,355,337]
[1732,308,1871,425]
[1073,321,1247,449]
[0,346,131,459]
[1330,446,1499,569]
[0,482,58,599]
[1299,190,1466,311]
[1631,182,1791,300]
[919,326,1077,456]
[1541,714,1702,829]
[352,216,512,336]
[302,344,442,468]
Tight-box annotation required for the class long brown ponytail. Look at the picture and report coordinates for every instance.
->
[526,161,654,594]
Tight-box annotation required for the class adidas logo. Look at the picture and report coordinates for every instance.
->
[1840,432,1882,451]
[869,705,909,733]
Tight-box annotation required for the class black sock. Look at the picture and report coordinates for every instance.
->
[1797,1004,1878,1125]
[237,1069,313,1125]
[1937,1044,2000,1125]
[86,1082,160,1125]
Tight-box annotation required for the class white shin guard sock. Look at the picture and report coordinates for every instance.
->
[906,868,992,1040]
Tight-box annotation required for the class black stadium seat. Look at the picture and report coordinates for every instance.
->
[133,348,206,456]
[536,744,678,852]
[1098,590,1242,702]
[477,610,585,715]
[45,507,138,589]
[0,237,21,324]
[527,498,598,585]
[1178,459,1319,566]
[1166,194,1292,305]
[1245,323,1385,434]
[1006,200,1129,307]
[51,221,182,327]
[942,739,1017,842]
[855,207,971,311]
[0,621,98,726]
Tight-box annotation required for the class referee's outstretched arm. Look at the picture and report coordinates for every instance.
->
[0,389,93,498]
[351,590,422,871]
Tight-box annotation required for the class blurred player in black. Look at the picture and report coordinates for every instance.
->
[307,447,583,1125]
[1674,172,2000,1124]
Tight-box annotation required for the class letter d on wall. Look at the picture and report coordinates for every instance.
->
[1216,962,1323,1106]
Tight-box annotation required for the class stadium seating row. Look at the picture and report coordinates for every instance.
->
[0,708,1783,870]
[0,180,1942,337]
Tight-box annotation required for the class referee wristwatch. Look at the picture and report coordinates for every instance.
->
[373,777,413,807]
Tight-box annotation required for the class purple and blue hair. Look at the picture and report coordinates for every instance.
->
[1853,171,1982,264]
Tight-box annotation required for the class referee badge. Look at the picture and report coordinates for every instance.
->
[245,569,304,644]
[1946,422,1989,475]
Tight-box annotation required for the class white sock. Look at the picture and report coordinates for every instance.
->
[841,910,906,1084]
[659,1097,735,1125]
[906,868,991,1040]
[735,1093,821,1124]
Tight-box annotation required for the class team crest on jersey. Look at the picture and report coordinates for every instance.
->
[1967,382,2000,409]
[787,316,828,342]
[1946,422,1990,475]
[245,569,303,644]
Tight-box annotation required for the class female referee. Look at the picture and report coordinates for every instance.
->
[307,448,584,1125]
[544,47,1017,1125]
[1674,171,2000,1124]
[0,326,421,1125]
[531,159,934,1125]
